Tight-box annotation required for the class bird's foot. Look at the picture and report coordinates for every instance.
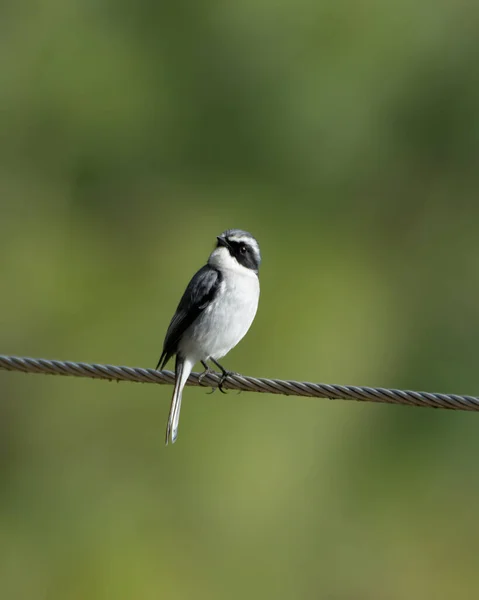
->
[204,370,236,394]
[202,369,235,394]
[198,366,214,386]
[218,369,237,394]
[199,361,220,394]
[206,360,237,394]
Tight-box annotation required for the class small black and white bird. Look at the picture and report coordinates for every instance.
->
[156,229,261,444]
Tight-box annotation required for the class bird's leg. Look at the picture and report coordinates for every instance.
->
[198,360,214,385]
[210,358,235,394]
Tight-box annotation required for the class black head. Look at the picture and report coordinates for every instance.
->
[216,229,261,273]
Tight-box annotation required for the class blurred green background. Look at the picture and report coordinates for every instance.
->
[2,0,479,598]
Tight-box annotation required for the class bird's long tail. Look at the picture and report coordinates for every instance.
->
[165,356,194,445]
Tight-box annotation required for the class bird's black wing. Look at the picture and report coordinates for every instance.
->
[156,265,222,370]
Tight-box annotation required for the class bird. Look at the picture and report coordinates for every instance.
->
[156,229,261,444]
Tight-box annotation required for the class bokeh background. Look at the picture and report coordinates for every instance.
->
[2,1,479,598]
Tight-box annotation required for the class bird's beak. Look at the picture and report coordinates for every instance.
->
[216,236,229,248]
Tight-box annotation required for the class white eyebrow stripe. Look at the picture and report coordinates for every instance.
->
[228,235,257,246]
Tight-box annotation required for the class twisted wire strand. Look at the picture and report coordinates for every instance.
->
[1,354,479,412]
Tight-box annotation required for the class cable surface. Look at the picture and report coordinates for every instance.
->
[1,354,478,412]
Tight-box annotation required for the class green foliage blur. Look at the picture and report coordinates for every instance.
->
[2,0,479,598]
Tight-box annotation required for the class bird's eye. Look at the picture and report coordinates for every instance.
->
[239,243,247,254]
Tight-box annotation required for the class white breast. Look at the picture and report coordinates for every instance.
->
[178,261,260,364]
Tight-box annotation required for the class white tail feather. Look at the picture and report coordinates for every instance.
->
[165,358,194,445]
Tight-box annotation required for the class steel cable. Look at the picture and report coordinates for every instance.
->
[1,354,479,411]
